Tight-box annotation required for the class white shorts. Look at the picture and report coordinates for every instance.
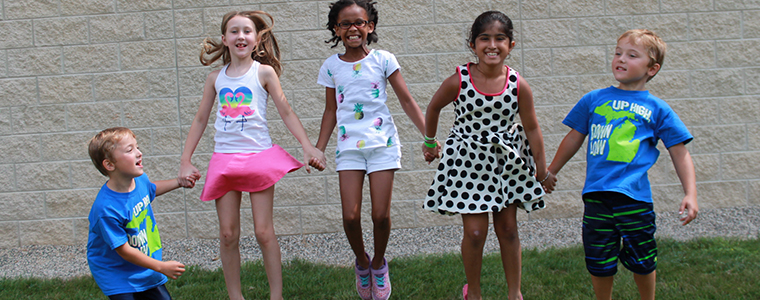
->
[336,145,402,174]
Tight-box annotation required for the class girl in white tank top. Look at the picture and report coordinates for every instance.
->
[178,11,326,300]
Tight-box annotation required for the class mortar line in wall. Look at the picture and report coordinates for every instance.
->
[12,162,18,210]
[432,0,437,25]
[686,11,691,41]
[170,0,182,130]
[741,10,745,41]
[30,17,38,49]
[16,221,21,247]
[170,0,191,239]
[518,0,525,80]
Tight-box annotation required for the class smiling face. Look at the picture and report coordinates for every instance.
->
[612,36,661,91]
[335,4,374,50]
[104,134,143,179]
[470,21,515,66]
[221,15,258,60]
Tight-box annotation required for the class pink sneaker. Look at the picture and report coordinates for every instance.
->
[355,253,372,300]
[371,257,391,300]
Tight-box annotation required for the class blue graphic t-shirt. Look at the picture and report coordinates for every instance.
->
[87,174,167,296]
[563,86,693,203]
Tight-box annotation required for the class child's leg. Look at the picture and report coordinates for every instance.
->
[492,205,522,300]
[633,271,656,300]
[591,275,614,300]
[249,186,283,300]
[616,195,657,300]
[339,170,370,268]
[367,169,394,269]
[461,213,489,300]
[582,193,632,300]
[215,191,243,300]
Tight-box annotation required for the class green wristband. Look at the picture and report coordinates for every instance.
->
[424,141,437,148]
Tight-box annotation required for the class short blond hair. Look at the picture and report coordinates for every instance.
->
[618,29,667,81]
[88,127,135,176]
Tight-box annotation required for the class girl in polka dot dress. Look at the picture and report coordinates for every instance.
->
[422,11,556,300]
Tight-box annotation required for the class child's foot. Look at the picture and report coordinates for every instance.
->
[355,252,372,300]
[371,257,391,300]
[462,284,468,300]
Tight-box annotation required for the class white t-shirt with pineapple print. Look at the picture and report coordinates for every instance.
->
[317,49,401,155]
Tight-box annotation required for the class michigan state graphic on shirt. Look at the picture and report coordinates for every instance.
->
[125,194,161,256]
[589,100,652,163]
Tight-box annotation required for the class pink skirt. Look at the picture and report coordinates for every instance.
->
[200,145,303,201]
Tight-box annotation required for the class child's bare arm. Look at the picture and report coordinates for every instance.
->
[388,70,426,136]
[179,70,217,186]
[260,64,326,173]
[548,129,586,175]
[315,87,337,153]
[422,73,459,163]
[516,77,548,180]
[114,243,185,279]
[154,176,198,196]
[668,143,698,225]
[154,179,181,196]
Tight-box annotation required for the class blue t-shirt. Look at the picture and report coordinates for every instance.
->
[563,86,693,203]
[86,174,167,296]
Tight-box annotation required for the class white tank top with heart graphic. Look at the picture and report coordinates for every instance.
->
[213,61,272,153]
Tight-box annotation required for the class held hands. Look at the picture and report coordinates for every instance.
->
[178,161,201,188]
[158,260,185,280]
[539,171,557,194]
[422,141,441,164]
[303,146,327,173]
[678,194,699,226]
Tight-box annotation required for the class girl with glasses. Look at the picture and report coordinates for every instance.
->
[315,1,427,299]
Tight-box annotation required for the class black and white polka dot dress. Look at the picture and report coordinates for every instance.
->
[424,63,546,215]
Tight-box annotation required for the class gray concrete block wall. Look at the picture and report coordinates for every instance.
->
[0,0,758,247]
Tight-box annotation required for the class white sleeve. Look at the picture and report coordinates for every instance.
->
[317,56,336,88]
[382,51,400,78]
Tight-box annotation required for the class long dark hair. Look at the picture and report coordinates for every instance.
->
[200,11,283,76]
[325,0,379,48]
[468,11,514,48]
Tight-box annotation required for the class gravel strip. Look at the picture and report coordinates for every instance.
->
[1,206,758,279]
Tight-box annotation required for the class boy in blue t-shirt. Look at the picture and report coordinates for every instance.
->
[87,127,199,300]
[546,30,698,300]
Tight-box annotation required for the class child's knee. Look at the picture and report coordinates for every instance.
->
[342,213,362,228]
[493,223,518,241]
[371,211,390,227]
[219,229,240,246]
[463,228,488,245]
[254,226,276,246]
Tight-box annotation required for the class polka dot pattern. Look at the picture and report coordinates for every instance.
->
[424,63,545,215]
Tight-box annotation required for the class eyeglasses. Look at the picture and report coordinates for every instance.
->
[337,20,369,29]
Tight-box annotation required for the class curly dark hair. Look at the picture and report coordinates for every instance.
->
[468,11,514,47]
[325,0,379,48]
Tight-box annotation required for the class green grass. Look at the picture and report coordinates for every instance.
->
[2,237,758,299]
